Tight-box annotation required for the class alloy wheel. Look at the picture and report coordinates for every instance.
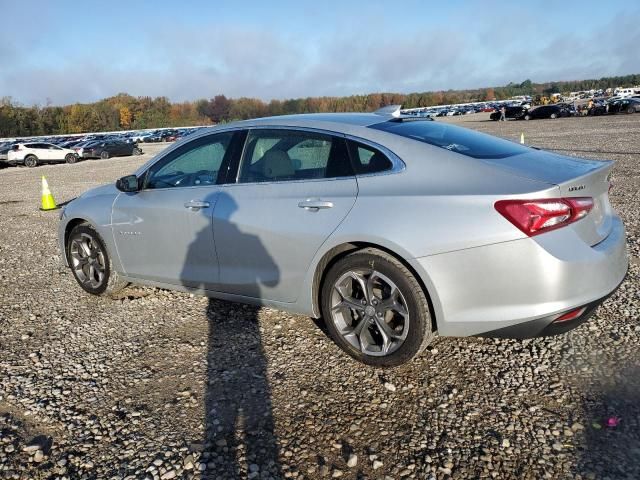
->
[69,233,106,289]
[330,269,410,356]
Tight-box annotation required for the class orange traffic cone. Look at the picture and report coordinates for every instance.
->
[40,176,58,211]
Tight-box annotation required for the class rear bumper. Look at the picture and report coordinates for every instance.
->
[415,215,628,337]
[476,268,627,338]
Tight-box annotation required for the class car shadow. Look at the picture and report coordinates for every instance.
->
[181,191,282,479]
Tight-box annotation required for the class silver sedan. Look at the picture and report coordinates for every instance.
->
[58,108,628,366]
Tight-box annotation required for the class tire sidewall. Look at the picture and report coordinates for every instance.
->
[321,251,432,367]
[67,225,112,295]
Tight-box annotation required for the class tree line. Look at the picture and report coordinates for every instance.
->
[2,73,639,137]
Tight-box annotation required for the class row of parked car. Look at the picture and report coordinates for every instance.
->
[0,127,205,168]
[489,97,640,121]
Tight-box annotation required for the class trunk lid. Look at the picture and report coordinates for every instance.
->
[483,150,614,246]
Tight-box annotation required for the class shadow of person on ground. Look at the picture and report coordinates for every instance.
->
[181,191,282,479]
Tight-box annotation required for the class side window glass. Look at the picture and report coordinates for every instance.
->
[347,140,393,174]
[238,130,352,183]
[145,132,233,190]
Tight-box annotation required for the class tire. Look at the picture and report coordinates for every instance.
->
[100,151,109,160]
[66,224,127,296]
[24,155,38,168]
[550,113,558,119]
[133,147,142,155]
[524,114,531,121]
[65,153,77,164]
[320,248,434,367]
[628,107,635,114]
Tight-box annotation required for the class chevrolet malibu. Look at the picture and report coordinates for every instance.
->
[58,108,628,366]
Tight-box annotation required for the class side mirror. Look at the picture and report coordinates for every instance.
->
[116,174,140,192]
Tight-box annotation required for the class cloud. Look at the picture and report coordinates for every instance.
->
[1,6,639,106]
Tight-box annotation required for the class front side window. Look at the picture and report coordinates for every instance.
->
[238,129,352,183]
[144,132,234,189]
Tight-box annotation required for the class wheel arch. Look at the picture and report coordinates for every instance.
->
[312,241,439,332]
[63,218,91,256]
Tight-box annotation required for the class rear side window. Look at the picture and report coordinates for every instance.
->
[347,140,393,174]
[238,129,352,183]
[369,121,529,159]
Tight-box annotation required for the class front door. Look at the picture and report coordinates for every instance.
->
[111,131,238,289]
[214,128,358,303]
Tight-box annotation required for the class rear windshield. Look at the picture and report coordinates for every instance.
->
[369,121,529,159]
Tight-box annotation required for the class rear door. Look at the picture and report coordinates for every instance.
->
[47,144,64,160]
[213,128,358,303]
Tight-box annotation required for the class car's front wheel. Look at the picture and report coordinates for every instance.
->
[524,114,531,120]
[67,224,127,295]
[550,113,558,119]
[321,248,434,367]
[100,151,110,159]
[65,153,77,164]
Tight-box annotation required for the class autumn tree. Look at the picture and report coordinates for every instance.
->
[119,107,132,129]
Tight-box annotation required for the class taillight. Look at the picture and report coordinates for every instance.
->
[495,197,594,236]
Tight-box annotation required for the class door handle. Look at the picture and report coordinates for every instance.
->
[184,200,210,210]
[298,199,334,211]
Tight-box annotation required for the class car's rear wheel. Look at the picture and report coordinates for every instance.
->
[65,153,77,164]
[67,224,127,296]
[550,113,558,119]
[133,147,142,155]
[24,155,38,168]
[100,151,109,159]
[321,248,434,367]
[627,106,635,114]
[524,114,531,120]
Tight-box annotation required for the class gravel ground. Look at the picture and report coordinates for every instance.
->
[0,115,639,480]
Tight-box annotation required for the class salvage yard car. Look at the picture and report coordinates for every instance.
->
[489,105,528,121]
[523,104,573,120]
[81,139,142,159]
[607,98,640,114]
[8,142,79,167]
[58,107,628,366]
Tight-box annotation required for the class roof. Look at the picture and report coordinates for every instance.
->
[239,113,390,127]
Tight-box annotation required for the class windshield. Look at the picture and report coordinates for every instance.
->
[369,120,530,159]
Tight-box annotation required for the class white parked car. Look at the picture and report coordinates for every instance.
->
[8,142,79,167]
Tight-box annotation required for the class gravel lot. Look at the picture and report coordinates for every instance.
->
[0,115,639,480]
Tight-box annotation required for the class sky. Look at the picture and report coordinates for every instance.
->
[1,0,639,106]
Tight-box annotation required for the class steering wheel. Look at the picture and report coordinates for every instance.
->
[192,170,217,186]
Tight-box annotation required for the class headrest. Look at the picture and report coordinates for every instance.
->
[262,150,294,178]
